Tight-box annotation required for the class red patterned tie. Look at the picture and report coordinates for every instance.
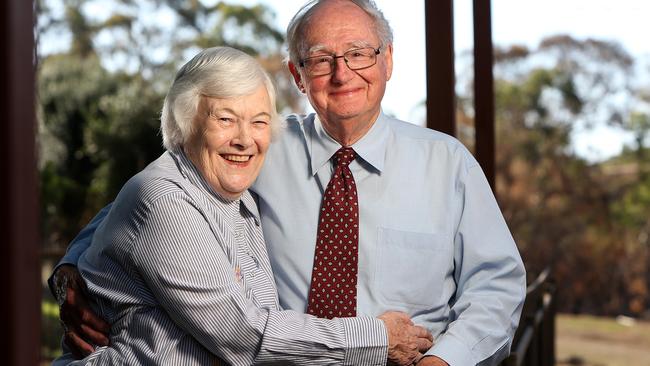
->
[307,147,359,319]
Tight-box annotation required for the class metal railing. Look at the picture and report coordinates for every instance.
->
[501,268,556,366]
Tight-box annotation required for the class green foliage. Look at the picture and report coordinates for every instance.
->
[459,35,650,316]
[39,54,118,243]
[42,297,63,360]
[37,0,295,248]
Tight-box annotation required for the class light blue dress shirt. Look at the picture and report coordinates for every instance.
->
[253,112,526,365]
[56,112,526,365]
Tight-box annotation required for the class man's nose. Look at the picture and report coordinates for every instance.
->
[331,56,354,83]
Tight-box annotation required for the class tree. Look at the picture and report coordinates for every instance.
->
[456,35,650,315]
[37,0,298,249]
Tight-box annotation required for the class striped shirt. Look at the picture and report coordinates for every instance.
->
[54,151,388,365]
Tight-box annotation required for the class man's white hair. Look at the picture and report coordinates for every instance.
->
[286,0,394,66]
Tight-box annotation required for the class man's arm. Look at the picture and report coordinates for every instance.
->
[427,164,527,365]
[49,204,112,357]
[48,203,112,294]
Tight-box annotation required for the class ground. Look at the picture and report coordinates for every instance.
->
[556,313,650,366]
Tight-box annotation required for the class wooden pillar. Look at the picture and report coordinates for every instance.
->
[473,0,496,191]
[425,0,456,136]
[0,0,40,364]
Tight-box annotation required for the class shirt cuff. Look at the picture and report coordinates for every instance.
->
[427,333,477,366]
[47,259,79,299]
[340,316,388,366]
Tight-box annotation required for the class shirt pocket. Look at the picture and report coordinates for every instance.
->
[375,227,451,308]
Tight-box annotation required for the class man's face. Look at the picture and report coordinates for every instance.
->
[290,0,393,139]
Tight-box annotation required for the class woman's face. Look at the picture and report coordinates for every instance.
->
[185,85,273,200]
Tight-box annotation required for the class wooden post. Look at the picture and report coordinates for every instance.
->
[425,0,456,136]
[0,0,40,364]
[473,0,496,191]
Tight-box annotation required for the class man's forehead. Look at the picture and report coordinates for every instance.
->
[306,40,375,54]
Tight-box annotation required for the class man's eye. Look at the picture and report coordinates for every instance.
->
[349,50,371,59]
[314,57,331,64]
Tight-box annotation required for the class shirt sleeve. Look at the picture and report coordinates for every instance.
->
[130,193,388,366]
[427,164,527,366]
[47,203,112,297]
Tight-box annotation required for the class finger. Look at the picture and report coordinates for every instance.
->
[60,297,110,346]
[378,311,413,326]
[64,285,83,310]
[59,297,85,331]
[412,325,434,340]
[64,282,111,334]
[391,312,414,326]
[383,310,411,321]
[79,323,110,346]
[64,330,95,358]
[394,311,413,322]
[80,307,111,334]
[416,337,433,352]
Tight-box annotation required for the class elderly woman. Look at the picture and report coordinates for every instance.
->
[52,47,430,365]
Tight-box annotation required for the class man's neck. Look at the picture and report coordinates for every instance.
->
[319,112,381,146]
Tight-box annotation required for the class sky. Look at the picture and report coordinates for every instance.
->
[225,0,650,162]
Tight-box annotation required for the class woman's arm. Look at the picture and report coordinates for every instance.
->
[132,193,392,365]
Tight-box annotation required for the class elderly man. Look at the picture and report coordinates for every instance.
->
[52,0,526,365]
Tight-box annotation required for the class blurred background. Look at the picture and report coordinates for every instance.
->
[34,0,650,364]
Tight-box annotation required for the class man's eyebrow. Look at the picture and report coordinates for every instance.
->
[348,40,374,49]
[306,41,375,55]
[307,45,329,54]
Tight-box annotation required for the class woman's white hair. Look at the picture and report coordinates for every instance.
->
[286,0,393,66]
[161,46,279,152]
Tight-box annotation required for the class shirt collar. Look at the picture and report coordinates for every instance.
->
[171,149,261,222]
[309,111,389,176]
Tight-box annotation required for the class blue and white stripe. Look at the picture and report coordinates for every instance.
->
[53,150,387,365]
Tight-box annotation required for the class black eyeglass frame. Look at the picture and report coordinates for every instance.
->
[298,47,382,76]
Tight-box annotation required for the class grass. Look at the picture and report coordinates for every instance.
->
[556,313,650,366]
[42,295,63,362]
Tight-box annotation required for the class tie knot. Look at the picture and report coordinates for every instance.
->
[335,147,356,168]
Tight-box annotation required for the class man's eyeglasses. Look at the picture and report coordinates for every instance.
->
[299,47,381,77]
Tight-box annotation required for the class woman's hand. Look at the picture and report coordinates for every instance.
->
[378,311,434,365]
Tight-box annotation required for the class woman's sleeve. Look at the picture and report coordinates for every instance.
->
[131,193,387,365]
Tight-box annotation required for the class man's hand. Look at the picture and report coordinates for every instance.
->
[416,356,449,366]
[53,264,110,358]
[378,311,433,366]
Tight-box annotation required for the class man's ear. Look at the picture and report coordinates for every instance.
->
[384,43,394,81]
[288,61,306,93]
